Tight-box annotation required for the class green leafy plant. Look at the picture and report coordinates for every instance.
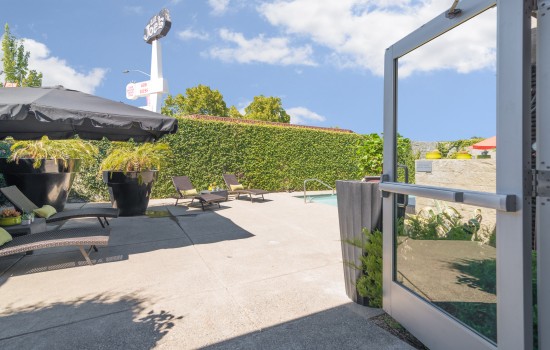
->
[8,136,98,168]
[346,228,383,308]
[356,133,416,184]
[100,142,171,173]
[2,23,43,87]
[404,201,483,241]
[356,133,383,177]
[71,117,374,200]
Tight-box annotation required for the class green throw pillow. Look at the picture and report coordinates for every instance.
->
[183,189,198,196]
[33,205,57,219]
[0,228,13,246]
[230,184,244,191]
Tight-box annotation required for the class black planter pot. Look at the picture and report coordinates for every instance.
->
[103,170,157,216]
[0,158,81,212]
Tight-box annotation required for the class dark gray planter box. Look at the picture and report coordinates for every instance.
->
[336,180,382,306]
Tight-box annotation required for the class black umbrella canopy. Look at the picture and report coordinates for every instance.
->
[0,86,177,142]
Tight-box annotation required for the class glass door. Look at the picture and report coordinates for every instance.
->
[381,0,534,349]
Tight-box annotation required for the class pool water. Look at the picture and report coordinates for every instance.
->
[297,194,338,206]
[297,194,415,208]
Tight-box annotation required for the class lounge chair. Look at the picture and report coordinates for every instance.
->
[172,176,225,210]
[222,174,268,202]
[1,186,118,228]
[0,226,111,265]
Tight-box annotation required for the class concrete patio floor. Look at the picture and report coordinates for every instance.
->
[0,192,414,350]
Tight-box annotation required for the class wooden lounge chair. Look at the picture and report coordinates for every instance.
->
[171,176,225,210]
[1,186,118,228]
[222,174,268,202]
[0,227,111,266]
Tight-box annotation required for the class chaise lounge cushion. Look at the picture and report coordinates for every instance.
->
[0,228,12,246]
[230,184,244,191]
[33,205,57,219]
[183,189,198,196]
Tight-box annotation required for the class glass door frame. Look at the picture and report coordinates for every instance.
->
[381,0,534,349]
[537,0,550,349]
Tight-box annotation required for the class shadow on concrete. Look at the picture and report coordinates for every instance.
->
[201,303,410,350]
[0,292,182,350]
[0,209,254,278]
[233,197,273,204]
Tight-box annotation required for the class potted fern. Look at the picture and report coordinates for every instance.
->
[100,143,171,216]
[0,137,98,211]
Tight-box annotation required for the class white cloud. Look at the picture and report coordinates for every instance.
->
[209,29,316,66]
[287,106,326,125]
[178,29,210,41]
[237,100,251,114]
[22,38,106,94]
[209,0,230,15]
[259,0,496,77]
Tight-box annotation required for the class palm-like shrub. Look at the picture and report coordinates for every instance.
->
[345,228,383,308]
[8,136,98,168]
[100,143,171,172]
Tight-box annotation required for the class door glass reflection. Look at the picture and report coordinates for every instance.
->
[396,197,497,342]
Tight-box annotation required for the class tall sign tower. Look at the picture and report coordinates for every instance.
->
[125,9,171,113]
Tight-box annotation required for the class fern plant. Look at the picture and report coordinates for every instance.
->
[8,136,98,168]
[404,201,483,241]
[100,142,171,173]
[345,228,383,308]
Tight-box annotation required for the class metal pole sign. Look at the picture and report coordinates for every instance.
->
[125,8,171,113]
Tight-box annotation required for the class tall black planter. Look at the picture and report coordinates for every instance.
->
[103,170,157,216]
[336,180,382,306]
[0,158,81,212]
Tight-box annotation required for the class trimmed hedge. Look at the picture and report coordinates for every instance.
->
[72,116,364,200]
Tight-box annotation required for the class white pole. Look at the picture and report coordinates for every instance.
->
[150,39,163,113]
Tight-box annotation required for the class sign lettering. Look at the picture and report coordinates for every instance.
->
[143,9,171,44]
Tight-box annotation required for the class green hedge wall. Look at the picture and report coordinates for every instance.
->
[72,117,364,200]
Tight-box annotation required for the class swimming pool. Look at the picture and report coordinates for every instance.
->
[297,194,338,206]
[297,194,415,208]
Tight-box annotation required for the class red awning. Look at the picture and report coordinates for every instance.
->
[472,136,497,150]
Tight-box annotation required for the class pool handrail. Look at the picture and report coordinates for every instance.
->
[303,179,336,203]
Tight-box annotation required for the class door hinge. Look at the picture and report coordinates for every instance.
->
[533,170,550,198]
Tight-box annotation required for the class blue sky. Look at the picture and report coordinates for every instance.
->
[1,0,497,141]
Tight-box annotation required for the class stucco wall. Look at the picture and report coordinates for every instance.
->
[414,159,497,230]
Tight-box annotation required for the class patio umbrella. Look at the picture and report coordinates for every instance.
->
[0,86,177,142]
[471,136,497,150]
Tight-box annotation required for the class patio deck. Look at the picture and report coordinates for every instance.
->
[0,192,413,349]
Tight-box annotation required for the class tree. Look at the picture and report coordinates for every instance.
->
[228,105,242,118]
[1,23,42,87]
[161,84,228,117]
[244,95,290,123]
